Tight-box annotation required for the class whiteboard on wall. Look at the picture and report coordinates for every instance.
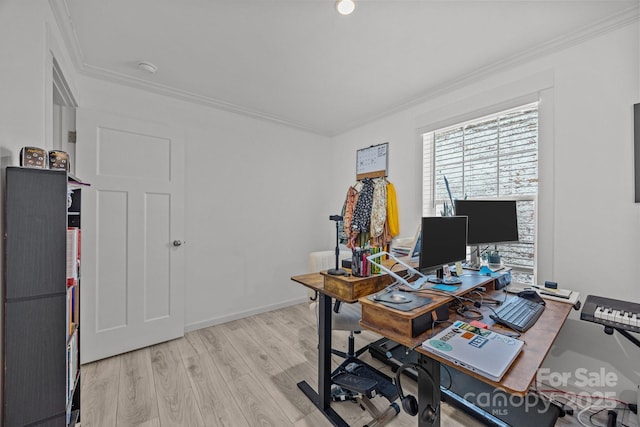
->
[356,142,388,180]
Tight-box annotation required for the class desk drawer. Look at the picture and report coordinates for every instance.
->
[323,273,393,301]
[361,302,449,338]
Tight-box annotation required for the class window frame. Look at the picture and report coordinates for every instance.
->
[421,102,539,282]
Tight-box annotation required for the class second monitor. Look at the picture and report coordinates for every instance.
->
[419,216,468,284]
[454,199,519,268]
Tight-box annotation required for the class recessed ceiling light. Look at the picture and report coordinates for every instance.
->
[137,61,158,74]
[336,0,355,15]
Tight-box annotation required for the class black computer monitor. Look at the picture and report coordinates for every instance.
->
[419,216,468,276]
[453,200,519,245]
[454,199,519,268]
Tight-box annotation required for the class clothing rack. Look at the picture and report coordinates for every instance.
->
[341,143,398,252]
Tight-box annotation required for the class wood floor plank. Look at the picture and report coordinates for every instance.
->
[80,355,121,427]
[150,340,205,426]
[218,319,316,423]
[116,347,159,426]
[226,372,292,427]
[132,418,161,427]
[194,324,249,383]
[293,409,333,427]
[237,315,308,370]
[182,352,251,427]
[260,306,320,364]
[174,331,207,359]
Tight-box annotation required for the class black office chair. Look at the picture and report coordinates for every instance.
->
[307,251,367,361]
[330,300,369,359]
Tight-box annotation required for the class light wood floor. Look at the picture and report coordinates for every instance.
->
[80,303,586,427]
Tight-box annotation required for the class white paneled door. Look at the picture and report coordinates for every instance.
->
[77,109,185,363]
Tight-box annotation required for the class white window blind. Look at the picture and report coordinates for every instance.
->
[422,103,538,281]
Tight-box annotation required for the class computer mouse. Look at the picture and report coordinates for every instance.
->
[518,289,546,305]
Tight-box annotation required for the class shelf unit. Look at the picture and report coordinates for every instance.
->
[3,167,82,426]
[66,174,82,425]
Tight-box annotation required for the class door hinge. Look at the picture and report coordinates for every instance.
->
[68,131,77,144]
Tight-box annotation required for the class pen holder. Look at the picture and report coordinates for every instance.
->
[351,248,371,277]
[487,252,501,265]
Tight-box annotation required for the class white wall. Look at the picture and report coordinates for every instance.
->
[74,76,335,330]
[0,2,73,158]
[331,21,640,400]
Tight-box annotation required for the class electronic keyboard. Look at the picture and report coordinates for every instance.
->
[580,295,640,334]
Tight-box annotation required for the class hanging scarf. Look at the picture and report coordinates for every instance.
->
[351,178,374,234]
[341,186,357,246]
[371,217,392,248]
[370,178,387,238]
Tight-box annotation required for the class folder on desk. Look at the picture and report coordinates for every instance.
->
[421,320,523,381]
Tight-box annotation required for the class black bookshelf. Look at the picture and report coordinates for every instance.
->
[3,167,81,426]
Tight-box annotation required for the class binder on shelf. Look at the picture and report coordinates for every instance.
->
[66,286,78,337]
[66,289,71,337]
[72,285,79,326]
[66,227,81,287]
[66,330,78,404]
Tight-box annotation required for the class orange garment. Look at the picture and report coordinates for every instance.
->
[386,181,399,237]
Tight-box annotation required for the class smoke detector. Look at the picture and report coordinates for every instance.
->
[137,61,158,74]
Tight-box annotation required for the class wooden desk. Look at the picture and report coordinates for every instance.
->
[291,270,574,427]
[359,274,573,396]
[360,273,496,339]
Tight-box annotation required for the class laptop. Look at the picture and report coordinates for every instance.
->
[421,320,524,381]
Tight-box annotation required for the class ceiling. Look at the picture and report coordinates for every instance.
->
[52,0,638,136]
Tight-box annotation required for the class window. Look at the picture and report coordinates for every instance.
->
[422,102,538,283]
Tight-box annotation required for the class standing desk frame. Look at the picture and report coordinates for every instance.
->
[291,270,573,427]
[291,271,394,426]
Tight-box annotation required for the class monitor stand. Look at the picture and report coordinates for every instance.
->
[463,246,483,270]
[426,266,462,285]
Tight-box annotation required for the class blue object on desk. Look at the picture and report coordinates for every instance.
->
[479,266,497,276]
[432,283,459,292]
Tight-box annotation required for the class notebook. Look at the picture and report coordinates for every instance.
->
[421,320,524,381]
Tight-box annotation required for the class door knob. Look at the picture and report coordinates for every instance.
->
[172,240,182,247]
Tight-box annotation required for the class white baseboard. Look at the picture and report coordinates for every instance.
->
[183,296,308,333]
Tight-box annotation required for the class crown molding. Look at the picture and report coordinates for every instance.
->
[50,1,639,137]
[49,0,86,72]
[81,63,328,135]
[49,1,328,135]
[334,3,640,135]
